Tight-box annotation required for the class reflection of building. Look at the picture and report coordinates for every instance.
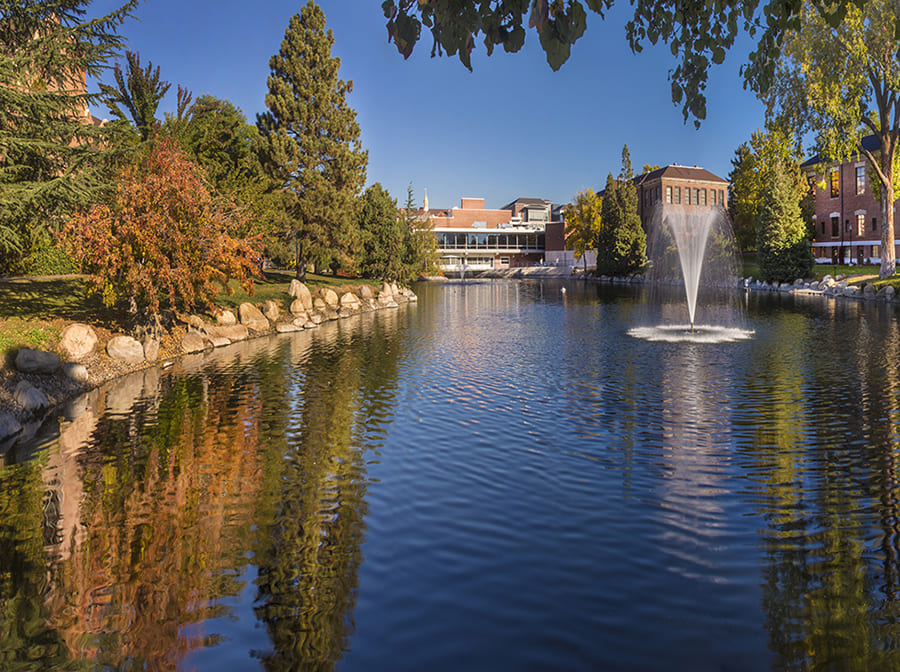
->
[802,136,900,264]
[426,197,550,273]
[634,165,729,228]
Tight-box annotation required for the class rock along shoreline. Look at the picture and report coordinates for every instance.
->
[0,280,417,450]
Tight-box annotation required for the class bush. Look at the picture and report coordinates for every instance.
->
[22,240,76,276]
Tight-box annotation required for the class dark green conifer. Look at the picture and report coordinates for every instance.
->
[597,145,647,276]
[0,0,136,271]
[256,0,368,280]
[757,160,814,283]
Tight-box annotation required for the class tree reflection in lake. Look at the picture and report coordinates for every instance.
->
[0,307,408,671]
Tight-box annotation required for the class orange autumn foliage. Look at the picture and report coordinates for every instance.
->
[64,139,260,313]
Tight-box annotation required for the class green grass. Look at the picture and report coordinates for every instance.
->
[212,271,377,312]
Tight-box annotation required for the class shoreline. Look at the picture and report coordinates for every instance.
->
[0,280,416,451]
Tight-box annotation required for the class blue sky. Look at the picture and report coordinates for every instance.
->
[88,0,767,209]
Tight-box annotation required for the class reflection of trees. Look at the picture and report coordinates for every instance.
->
[41,364,268,671]
[0,458,77,671]
[754,300,900,670]
[254,312,403,671]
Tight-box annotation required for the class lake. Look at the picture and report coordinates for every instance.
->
[2,279,900,671]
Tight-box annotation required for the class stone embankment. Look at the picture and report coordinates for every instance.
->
[0,280,416,447]
[587,270,900,302]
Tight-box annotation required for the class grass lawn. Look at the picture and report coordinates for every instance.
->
[0,271,380,359]
[739,253,900,287]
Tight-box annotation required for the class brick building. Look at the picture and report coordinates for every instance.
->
[633,165,729,227]
[802,135,899,264]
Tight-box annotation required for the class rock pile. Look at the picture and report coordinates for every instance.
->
[0,281,418,445]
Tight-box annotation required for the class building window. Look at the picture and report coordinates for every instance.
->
[719,190,724,204]
[831,216,839,237]
[685,188,691,206]
[694,188,700,204]
[711,189,717,205]
[872,217,878,231]
[856,165,866,194]
[821,221,826,235]
[674,186,681,205]
[830,167,840,198]
[656,186,661,202]
[857,213,865,236]
[666,186,672,203]
[700,189,707,206]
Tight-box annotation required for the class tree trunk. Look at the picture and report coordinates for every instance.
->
[295,250,307,283]
[881,155,896,279]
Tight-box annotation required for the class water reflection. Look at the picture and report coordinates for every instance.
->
[0,307,411,671]
[6,283,900,669]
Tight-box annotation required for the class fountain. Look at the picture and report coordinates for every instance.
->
[628,205,754,344]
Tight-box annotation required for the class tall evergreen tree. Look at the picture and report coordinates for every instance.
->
[257,0,368,281]
[0,0,137,271]
[597,146,648,276]
[358,182,403,282]
[757,160,814,283]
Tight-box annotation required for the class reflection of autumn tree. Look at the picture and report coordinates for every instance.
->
[254,314,403,671]
[45,368,267,670]
[756,303,900,669]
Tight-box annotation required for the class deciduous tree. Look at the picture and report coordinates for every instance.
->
[257,1,368,281]
[728,127,810,252]
[764,0,900,278]
[398,183,438,283]
[563,188,602,272]
[0,0,136,271]
[64,139,260,315]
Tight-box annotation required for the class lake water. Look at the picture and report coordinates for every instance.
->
[3,279,900,671]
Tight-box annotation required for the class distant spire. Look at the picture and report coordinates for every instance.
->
[423,188,429,213]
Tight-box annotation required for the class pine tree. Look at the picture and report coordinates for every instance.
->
[0,0,136,271]
[597,146,647,276]
[613,145,647,275]
[256,1,368,281]
[757,160,814,283]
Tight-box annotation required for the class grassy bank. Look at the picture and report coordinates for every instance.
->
[0,271,379,359]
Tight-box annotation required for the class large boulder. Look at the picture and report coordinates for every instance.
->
[107,335,145,364]
[340,292,361,313]
[15,380,49,411]
[380,281,393,297]
[142,337,160,362]
[15,348,61,374]
[0,412,22,441]
[239,302,270,333]
[181,332,207,353]
[289,280,314,311]
[358,284,375,300]
[215,308,237,326]
[864,283,877,299]
[63,362,90,383]
[289,298,308,317]
[59,323,98,361]
[275,322,302,333]
[320,287,339,309]
[207,324,249,342]
[262,300,280,322]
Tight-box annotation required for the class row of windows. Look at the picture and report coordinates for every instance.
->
[436,232,545,250]
[821,214,877,237]
[829,165,867,197]
[645,185,726,207]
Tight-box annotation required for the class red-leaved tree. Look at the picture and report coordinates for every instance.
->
[65,139,260,315]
